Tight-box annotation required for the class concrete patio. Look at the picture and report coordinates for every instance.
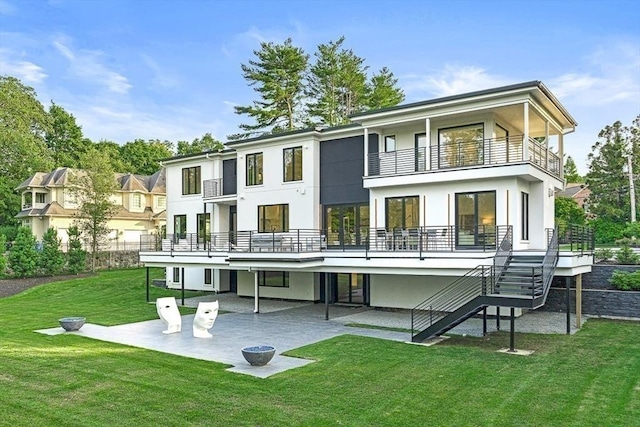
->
[36,293,586,378]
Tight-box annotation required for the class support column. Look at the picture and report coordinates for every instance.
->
[482,307,487,336]
[254,271,260,313]
[558,133,565,181]
[544,120,550,169]
[576,274,582,328]
[181,267,185,306]
[425,118,431,170]
[364,128,369,177]
[523,101,530,160]
[324,273,330,321]
[496,306,500,331]
[146,266,150,302]
[509,307,515,352]
[566,277,571,335]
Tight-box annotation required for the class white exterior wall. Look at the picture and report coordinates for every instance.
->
[369,274,453,309]
[237,271,318,301]
[235,135,320,231]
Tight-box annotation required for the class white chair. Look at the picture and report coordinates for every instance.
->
[193,301,219,338]
[156,297,181,334]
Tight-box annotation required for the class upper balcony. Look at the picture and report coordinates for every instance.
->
[367,135,561,180]
[203,178,237,202]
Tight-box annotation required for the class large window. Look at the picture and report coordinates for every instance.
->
[204,268,212,285]
[385,196,419,230]
[246,152,263,186]
[258,204,289,232]
[521,192,529,240]
[182,166,201,195]
[258,271,289,287]
[438,123,484,168]
[455,191,496,247]
[197,213,210,245]
[283,146,303,182]
[174,214,187,239]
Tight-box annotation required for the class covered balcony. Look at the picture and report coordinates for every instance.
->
[367,135,561,178]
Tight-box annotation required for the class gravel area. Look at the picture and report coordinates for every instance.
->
[0,274,90,298]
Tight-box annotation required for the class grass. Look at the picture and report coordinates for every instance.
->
[1,268,639,426]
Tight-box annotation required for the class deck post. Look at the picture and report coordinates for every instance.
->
[482,307,487,336]
[181,267,185,306]
[509,307,515,352]
[576,274,582,328]
[566,276,571,335]
[145,266,150,302]
[325,273,330,321]
[254,271,260,313]
[496,306,500,331]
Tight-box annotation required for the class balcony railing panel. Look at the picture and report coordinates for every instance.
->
[367,135,561,179]
[203,178,236,198]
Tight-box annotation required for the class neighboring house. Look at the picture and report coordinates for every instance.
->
[16,167,166,249]
[557,183,591,211]
[140,81,593,341]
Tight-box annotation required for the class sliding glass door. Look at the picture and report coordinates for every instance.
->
[455,191,496,248]
[325,203,369,248]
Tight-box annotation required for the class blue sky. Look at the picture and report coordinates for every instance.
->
[1,0,639,174]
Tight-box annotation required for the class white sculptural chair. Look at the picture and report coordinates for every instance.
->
[193,301,219,338]
[156,297,182,334]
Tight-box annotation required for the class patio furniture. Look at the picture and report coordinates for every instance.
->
[156,297,181,334]
[241,345,276,366]
[193,301,219,338]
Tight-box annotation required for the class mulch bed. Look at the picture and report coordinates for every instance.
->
[0,274,92,298]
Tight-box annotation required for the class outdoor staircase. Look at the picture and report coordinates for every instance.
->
[411,228,559,343]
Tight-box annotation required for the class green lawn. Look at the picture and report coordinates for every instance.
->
[1,269,638,426]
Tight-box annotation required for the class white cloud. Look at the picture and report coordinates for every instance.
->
[0,51,47,83]
[140,54,180,89]
[52,35,132,94]
[402,65,514,99]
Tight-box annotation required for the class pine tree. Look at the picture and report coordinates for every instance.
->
[366,67,405,110]
[230,38,309,140]
[8,227,38,278]
[563,155,583,183]
[39,227,65,276]
[66,225,86,274]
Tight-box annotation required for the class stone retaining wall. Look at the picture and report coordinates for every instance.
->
[88,251,141,270]
[543,264,640,318]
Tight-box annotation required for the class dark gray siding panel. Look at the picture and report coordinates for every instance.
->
[320,135,375,205]
[223,159,237,195]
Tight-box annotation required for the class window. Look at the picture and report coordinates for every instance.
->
[246,152,263,186]
[157,196,166,209]
[182,166,201,195]
[384,135,396,152]
[385,196,419,230]
[283,146,303,182]
[438,123,484,168]
[455,191,496,247]
[36,193,46,203]
[197,213,210,244]
[174,214,187,239]
[258,204,289,232]
[132,193,142,209]
[521,192,529,240]
[258,271,289,287]
[204,268,212,285]
[173,268,180,283]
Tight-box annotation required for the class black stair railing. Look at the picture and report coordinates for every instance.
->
[493,225,513,283]
[411,265,493,340]
[539,227,560,305]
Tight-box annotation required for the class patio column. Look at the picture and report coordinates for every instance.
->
[324,273,330,321]
[544,120,549,169]
[254,271,259,313]
[566,277,571,335]
[146,266,150,302]
[425,118,431,170]
[558,133,565,180]
[523,101,529,161]
[576,274,582,328]
[364,127,369,177]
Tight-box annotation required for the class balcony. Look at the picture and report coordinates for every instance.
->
[139,225,511,257]
[368,135,561,179]
[203,178,236,200]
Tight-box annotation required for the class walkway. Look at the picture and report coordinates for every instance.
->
[36,294,586,379]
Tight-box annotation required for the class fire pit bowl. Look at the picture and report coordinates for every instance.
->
[241,345,276,366]
[59,317,86,331]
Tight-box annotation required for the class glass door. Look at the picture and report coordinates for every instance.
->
[324,204,369,248]
[197,213,210,247]
[455,191,496,248]
[334,273,368,305]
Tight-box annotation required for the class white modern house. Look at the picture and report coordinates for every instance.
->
[140,81,593,341]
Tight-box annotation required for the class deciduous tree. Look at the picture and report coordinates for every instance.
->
[120,139,174,175]
[176,133,224,155]
[230,38,309,140]
[46,103,91,168]
[70,147,118,272]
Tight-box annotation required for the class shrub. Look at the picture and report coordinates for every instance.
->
[590,218,625,244]
[8,227,38,277]
[594,248,614,263]
[622,222,640,240]
[615,245,640,265]
[66,225,86,274]
[39,227,65,276]
[0,234,6,277]
[610,270,640,291]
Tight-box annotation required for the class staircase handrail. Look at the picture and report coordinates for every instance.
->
[540,227,559,304]
[493,225,513,288]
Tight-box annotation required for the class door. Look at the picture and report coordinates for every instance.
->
[415,133,426,172]
[455,191,496,248]
[229,205,237,245]
[324,204,369,248]
[332,273,368,305]
[197,213,210,247]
